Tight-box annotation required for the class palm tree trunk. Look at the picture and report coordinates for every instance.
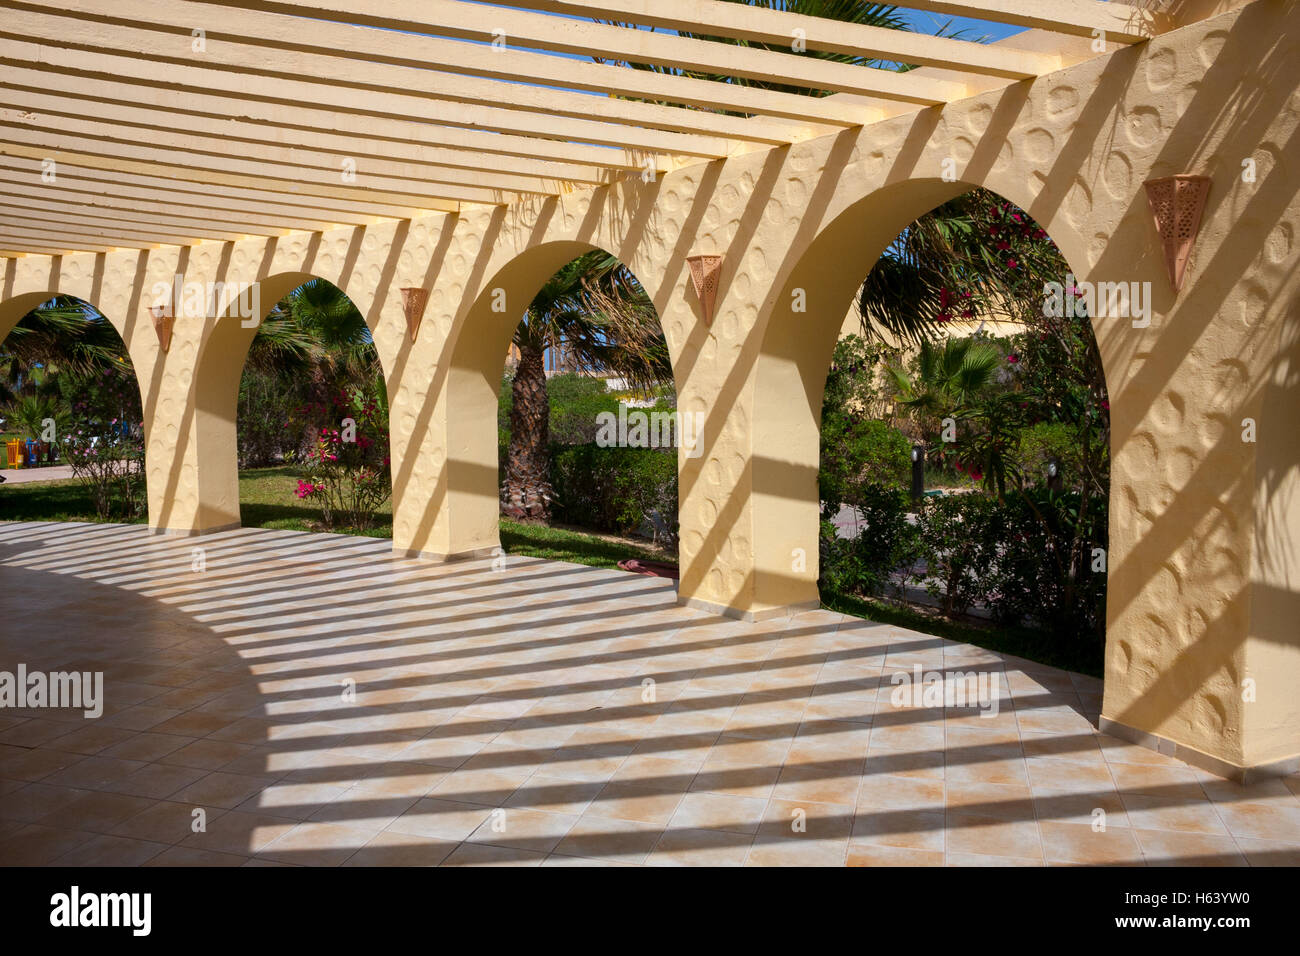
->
[501,343,555,520]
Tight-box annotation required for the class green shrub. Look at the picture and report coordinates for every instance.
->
[910,489,1106,640]
[818,482,918,597]
[498,372,628,460]
[1014,421,1079,488]
[820,418,911,514]
[550,443,677,544]
[59,367,145,520]
[238,365,309,467]
[551,390,622,446]
[819,336,909,512]
[911,492,1010,617]
[991,488,1107,640]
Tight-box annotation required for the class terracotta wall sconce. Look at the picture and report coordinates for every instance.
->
[400,287,429,342]
[685,254,723,326]
[1143,174,1211,293]
[149,304,174,352]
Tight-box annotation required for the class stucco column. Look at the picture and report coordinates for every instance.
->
[1097,172,1300,779]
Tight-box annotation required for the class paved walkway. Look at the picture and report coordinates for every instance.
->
[0,521,1297,866]
[1,464,74,484]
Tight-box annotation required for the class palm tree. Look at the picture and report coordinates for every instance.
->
[246,278,375,376]
[596,1,915,101]
[238,278,384,467]
[885,336,1001,433]
[1,297,130,404]
[502,251,670,520]
[856,188,1067,346]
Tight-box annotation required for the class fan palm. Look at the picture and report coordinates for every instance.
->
[1,297,130,403]
[855,188,1067,346]
[596,1,915,102]
[885,336,1001,425]
[246,278,374,377]
[502,251,670,519]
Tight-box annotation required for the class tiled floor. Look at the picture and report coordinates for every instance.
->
[1,520,1298,867]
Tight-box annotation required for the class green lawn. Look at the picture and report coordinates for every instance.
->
[0,474,130,524]
[2,465,1098,675]
[2,465,672,570]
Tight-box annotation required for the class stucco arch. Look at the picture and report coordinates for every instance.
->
[0,289,155,493]
[747,176,1105,615]
[395,239,680,561]
[188,271,389,532]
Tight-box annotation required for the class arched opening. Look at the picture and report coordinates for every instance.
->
[435,241,678,569]
[0,292,148,522]
[193,273,391,535]
[754,178,1112,673]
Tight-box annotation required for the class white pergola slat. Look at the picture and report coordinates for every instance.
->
[174,0,968,103]
[0,157,440,223]
[0,60,614,184]
[513,0,1154,47]
[510,0,1064,76]
[0,0,1160,256]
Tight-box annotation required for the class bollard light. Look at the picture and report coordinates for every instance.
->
[910,444,925,503]
[1047,457,1063,492]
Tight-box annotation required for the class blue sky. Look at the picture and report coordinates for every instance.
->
[894,8,1026,44]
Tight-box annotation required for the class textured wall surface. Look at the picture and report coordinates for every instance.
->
[2,1,1296,773]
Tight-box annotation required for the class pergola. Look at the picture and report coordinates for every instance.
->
[0,0,1297,784]
[0,0,1160,254]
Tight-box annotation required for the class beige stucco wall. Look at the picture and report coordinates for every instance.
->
[2,0,1297,775]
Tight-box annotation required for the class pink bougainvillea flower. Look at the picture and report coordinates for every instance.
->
[1006,354,1020,364]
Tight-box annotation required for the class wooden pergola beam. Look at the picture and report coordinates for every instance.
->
[0,193,287,242]
[0,130,495,210]
[0,203,253,245]
[0,172,377,237]
[0,99,561,200]
[3,14,744,161]
[0,157,437,224]
[185,0,967,103]
[513,0,1064,77]
[18,0,881,124]
[1,242,118,256]
[0,29,686,170]
[0,62,614,186]
[0,220,165,251]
